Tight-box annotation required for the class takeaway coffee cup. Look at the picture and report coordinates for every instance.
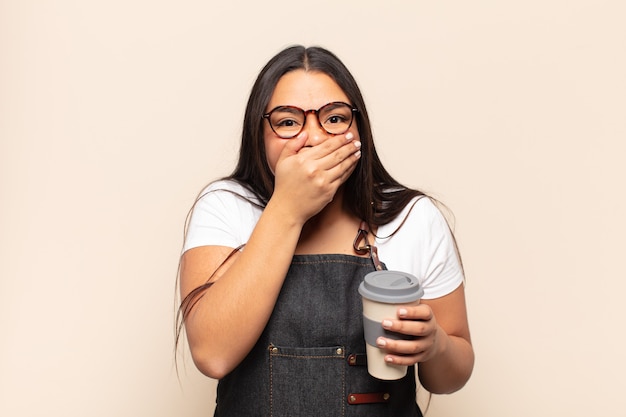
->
[358,270,424,380]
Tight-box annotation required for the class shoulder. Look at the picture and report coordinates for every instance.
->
[376,196,463,299]
[191,179,266,218]
[378,196,444,238]
[183,179,263,252]
[199,179,263,205]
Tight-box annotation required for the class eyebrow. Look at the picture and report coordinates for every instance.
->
[272,106,302,114]
[320,102,345,111]
[272,102,350,113]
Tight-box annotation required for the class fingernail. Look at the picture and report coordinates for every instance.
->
[385,356,394,363]
[382,320,392,328]
[376,337,386,347]
[354,150,361,158]
[346,132,354,140]
[398,308,408,317]
[354,141,361,149]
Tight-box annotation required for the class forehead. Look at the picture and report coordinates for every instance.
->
[267,70,350,110]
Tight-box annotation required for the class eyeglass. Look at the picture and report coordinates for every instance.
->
[262,101,358,139]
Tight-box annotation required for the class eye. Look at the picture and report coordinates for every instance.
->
[321,105,352,127]
[269,107,304,130]
[325,114,349,124]
[274,117,301,128]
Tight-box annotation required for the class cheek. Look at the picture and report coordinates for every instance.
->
[264,134,287,175]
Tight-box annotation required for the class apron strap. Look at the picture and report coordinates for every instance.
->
[353,221,384,271]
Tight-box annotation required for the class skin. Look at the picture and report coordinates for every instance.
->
[180,70,474,394]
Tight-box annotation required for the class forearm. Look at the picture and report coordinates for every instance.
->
[183,198,304,378]
[418,328,474,394]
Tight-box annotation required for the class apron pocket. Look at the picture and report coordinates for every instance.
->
[269,344,346,417]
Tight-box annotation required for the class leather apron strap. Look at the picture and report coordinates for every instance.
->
[353,221,384,271]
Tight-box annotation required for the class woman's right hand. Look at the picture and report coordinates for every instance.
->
[182,132,360,379]
[272,131,362,224]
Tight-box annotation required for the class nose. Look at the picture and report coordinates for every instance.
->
[302,112,328,146]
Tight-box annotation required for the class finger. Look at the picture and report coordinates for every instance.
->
[303,131,357,162]
[375,337,427,365]
[381,317,431,340]
[316,137,361,174]
[397,305,434,321]
[384,352,422,366]
[378,336,432,355]
[280,131,308,158]
[325,147,361,185]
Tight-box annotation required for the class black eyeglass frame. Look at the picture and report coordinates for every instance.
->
[262,101,358,139]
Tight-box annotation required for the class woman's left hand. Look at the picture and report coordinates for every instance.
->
[379,285,473,394]
[375,304,444,365]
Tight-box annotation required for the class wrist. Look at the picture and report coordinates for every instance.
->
[264,198,307,230]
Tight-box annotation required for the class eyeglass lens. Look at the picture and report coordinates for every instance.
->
[267,102,354,138]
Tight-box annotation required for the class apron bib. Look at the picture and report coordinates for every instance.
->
[214,254,423,417]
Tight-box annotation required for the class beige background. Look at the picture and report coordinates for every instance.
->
[1,1,625,416]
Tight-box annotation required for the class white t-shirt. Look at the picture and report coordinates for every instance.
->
[184,180,464,300]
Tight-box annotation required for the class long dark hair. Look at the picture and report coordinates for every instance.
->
[175,45,447,366]
[230,45,425,228]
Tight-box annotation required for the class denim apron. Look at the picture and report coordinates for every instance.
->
[213,247,424,417]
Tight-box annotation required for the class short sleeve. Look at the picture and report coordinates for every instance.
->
[376,197,464,300]
[183,181,263,252]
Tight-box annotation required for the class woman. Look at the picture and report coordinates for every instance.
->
[177,45,474,416]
